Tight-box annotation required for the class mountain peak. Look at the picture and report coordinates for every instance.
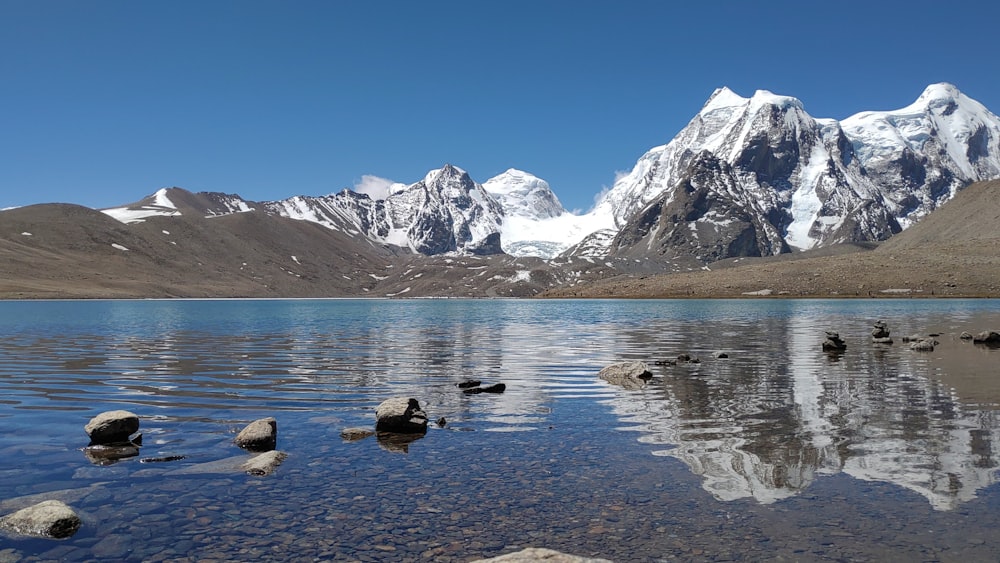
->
[917,82,962,103]
[749,89,805,111]
[702,87,747,113]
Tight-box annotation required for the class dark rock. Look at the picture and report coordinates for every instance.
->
[84,410,139,445]
[597,361,653,390]
[0,500,81,539]
[234,417,277,452]
[139,455,185,463]
[242,450,287,476]
[375,398,428,434]
[436,417,447,427]
[871,320,893,343]
[973,330,1000,346]
[822,332,847,352]
[464,383,506,394]
[714,351,729,359]
[457,380,482,389]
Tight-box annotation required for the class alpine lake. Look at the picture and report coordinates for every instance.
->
[2,298,1000,562]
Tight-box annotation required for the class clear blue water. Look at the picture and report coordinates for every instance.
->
[1,298,1000,561]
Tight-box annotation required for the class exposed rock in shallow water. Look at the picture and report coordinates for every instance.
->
[910,338,938,351]
[375,398,428,434]
[235,417,277,452]
[242,450,287,476]
[471,547,612,562]
[973,330,1000,346]
[871,320,893,344]
[0,500,81,539]
[822,332,847,352]
[84,410,139,445]
[598,361,652,390]
[463,383,506,394]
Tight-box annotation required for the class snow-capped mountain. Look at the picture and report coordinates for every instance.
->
[263,164,506,255]
[595,83,1000,264]
[99,83,1000,267]
[481,169,613,258]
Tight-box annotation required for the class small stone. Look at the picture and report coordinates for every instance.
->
[464,383,506,394]
[84,410,139,445]
[457,380,482,389]
[714,351,729,359]
[234,417,277,452]
[470,547,612,562]
[0,500,81,539]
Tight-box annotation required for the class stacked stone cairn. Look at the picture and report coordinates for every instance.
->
[822,331,847,352]
[871,320,893,344]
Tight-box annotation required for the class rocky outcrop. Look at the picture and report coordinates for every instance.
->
[242,450,287,476]
[471,547,612,562]
[375,398,428,434]
[598,361,653,390]
[234,417,277,452]
[84,410,139,445]
[0,500,81,539]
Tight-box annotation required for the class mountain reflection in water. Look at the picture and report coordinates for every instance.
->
[2,298,1000,561]
[608,309,1000,511]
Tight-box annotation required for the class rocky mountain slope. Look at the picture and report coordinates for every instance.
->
[580,83,1000,270]
[543,180,1000,299]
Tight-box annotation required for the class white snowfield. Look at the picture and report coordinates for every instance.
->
[97,83,1000,260]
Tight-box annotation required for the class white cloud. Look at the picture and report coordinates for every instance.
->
[353,175,400,200]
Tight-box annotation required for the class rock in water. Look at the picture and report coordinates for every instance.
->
[234,417,277,452]
[822,332,847,352]
[242,450,288,476]
[871,320,893,344]
[84,410,139,445]
[597,361,653,390]
[471,547,612,562]
[375,398,428,434]
[0,500,81,539]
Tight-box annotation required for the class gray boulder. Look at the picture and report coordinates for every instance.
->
[471,547,612,562]
[84,410,139,445]
[375,398,428,434]
[598,361,652,390]
[0,500,81,539]
[910,338,938,351]
[822,332,847,352]
[242,450,287,476]
[235,417,277,452]
[973,330,1000,346]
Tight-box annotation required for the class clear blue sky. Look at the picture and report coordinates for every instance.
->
[3,0,998,213]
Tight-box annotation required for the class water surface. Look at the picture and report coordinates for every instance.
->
[1,299,1000,561]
